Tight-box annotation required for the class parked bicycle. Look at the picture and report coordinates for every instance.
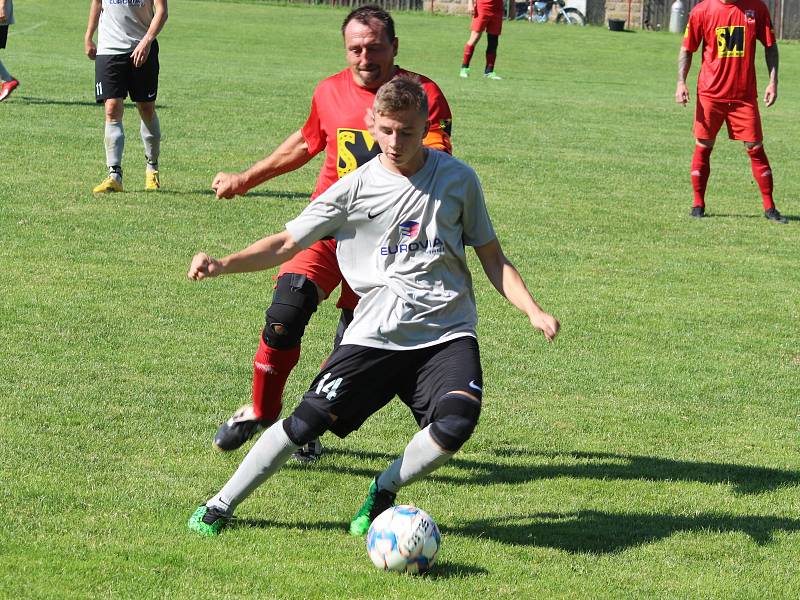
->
[515,0,586,25]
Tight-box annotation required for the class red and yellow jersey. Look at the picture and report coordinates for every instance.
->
[683,0,775,101]
[300,67,453,199]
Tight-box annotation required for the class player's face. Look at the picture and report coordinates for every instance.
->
[372,108,429,176]
[343,18,398,90]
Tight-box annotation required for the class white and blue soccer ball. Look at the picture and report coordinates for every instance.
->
[366,505,441,574]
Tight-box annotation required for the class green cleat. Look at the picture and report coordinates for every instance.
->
[483,71,502,80]
[349,477,396,537]
[188,505,229,536]
[459,67,470,78]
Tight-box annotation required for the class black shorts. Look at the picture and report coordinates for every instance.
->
[0,26,8,50]
[94,40,159,103]
[300,336,483,439]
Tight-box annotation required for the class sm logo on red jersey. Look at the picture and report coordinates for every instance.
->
[716,26,745,58]
[337,128,379,178]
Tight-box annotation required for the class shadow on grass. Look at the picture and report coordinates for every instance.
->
[15,95,171,108]
[316,447,800,495]
[231,517,487,576]
[448,510,800,554]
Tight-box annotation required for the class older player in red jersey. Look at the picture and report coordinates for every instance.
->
[676,0,787,224]
[209,5,453,459]
[460,0,506,80]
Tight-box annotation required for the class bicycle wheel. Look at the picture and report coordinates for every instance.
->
[556,8,586,25]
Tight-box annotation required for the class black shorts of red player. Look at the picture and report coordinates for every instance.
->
[298,336,484,440]
[94,40,159,103]
[0,26,8,49]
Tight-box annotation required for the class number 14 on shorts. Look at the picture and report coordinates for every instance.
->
[316,372,342,399]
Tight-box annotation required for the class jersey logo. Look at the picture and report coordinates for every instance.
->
[745,10,755,23]
[398,221,420,240]
[716,26,745,58]
[337,128,378,178]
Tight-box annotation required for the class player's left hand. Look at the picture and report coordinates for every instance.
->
[530,311,560,342]
[764,83,778,107]
[188,253,223,280]
[131,39,152,68]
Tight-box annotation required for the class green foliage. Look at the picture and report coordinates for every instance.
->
[1,2,799,598]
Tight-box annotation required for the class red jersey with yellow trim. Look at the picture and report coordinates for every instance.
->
[683,0,775,101]
[300,67,452,199]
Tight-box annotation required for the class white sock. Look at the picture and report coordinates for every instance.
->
[207,419,299,516]
[104,121,124,179]
[140,114,160,171]
[376,425,453,494]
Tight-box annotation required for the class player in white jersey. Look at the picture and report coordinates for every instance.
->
[0,0,19,102]
[185,77,559,537]
[84,0,168,193]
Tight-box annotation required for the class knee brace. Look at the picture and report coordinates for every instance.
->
[262,273,319,350]
[282,400,332,446]
[486,34,499,55]
[430,393,482,452]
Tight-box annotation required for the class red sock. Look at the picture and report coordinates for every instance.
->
[462,44,475,68]
[251,335,301,422]
[690,144,712,208]
[485,53,496,72]
[746,145,775,211]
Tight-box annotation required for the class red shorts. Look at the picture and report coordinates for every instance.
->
[694,96,763,142]
[277,238,359,310]
[472,12,504,35]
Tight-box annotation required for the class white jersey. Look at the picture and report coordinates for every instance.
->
[2,0,14,25]
[97,0,154,55]
[286,150,496,350]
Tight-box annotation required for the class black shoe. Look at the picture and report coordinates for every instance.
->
[291,437,324,463]
[764,208,788,224]
[690,206,705,218]
[213,405,269,451]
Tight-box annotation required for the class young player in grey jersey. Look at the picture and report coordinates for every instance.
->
[85,0,168,193]
[186,77,559,537]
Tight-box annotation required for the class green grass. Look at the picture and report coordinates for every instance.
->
[2,2,799,598]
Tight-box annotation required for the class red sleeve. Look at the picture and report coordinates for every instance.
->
[682,8,702,53]
[757,3,776,47]
[421,80,453,155]
[300,91,326,157]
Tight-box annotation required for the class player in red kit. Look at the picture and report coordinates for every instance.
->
[209,5,453,460]
[460,0,506,80]
[676,0,787,224]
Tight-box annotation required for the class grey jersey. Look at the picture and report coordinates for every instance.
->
[98,0,154,55]
[286,150,496,350]
[2,0,14,25]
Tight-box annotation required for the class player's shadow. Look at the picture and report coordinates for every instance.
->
[447,510,800,554]
[317,447,800,495]
[14,95,169,108]
[231,516,488,577]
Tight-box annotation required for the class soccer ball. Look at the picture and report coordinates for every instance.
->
[366,505,441,574]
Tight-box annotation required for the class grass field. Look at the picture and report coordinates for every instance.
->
[2,1,799,598]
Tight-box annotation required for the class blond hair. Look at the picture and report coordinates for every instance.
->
[373,76,429,119]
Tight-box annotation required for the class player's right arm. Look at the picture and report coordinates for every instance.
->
[211,130,315,199]
[188,231,303,280]
[675,47,693,105]
[85,0,102,61]
[0,1,7,24]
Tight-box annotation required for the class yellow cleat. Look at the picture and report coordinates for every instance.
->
[145,170,160,191]
[92,176,123,194]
